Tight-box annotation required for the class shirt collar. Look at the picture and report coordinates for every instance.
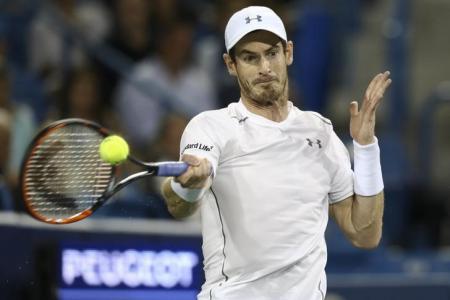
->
[232,98,294,127]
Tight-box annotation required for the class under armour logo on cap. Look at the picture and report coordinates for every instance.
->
[245,15,262,24]
[224,6,287,52]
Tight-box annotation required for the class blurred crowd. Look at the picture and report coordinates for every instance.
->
[0,0,449,249]
[0,0,301,217]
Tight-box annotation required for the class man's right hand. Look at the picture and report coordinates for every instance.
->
[161,154,211,219]
[174,154,212,189]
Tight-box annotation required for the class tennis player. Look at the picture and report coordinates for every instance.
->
[161,6,390,300]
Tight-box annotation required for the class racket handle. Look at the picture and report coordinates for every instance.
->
[155,162,189,177]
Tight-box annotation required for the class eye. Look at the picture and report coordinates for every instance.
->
[243,54,257,63]
[268,49,279,58]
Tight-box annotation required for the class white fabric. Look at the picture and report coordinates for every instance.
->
[179,100,354,299]
[170,180,206,203]
[353,138,384,196]
[224,6,287,52]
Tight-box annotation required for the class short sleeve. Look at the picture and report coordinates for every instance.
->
[179,114,221,176]
[326,131,354,203]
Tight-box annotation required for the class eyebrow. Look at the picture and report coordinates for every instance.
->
[238,44,281,57]
[266,44,281,52]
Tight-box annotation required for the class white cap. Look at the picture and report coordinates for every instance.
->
[224,6,287,52]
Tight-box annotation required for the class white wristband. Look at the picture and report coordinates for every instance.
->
[353,137,384,196]
[170,179,207,203]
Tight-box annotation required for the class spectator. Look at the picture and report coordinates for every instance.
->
[150,113,191,219]
[97,0,153,106]
[150,113,189,161]
[28,0,111,97]
[115,13,218,152]
[0,65,36,196]
[194,0,253,107]
[149,113,189,188]
[51,66,119,131]
[0,109,14,211]
[151,0,180,28]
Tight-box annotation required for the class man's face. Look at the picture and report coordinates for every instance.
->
[224,31,293,106]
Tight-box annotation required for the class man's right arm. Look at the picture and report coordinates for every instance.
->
[161,178,201,219]
[160,154,212,219]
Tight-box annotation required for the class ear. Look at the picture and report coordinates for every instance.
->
[285,41,294,66]
[223,53,237,77]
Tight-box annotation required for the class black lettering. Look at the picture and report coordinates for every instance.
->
[182,142,214,153]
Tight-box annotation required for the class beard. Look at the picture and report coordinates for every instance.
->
[237,73,288,106]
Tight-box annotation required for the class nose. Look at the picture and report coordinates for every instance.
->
[259,56,271,74]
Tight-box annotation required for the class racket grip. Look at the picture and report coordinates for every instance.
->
[156,162,189,177]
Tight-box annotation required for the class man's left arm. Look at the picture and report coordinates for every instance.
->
[330,71,392,249]
[330,192,384,249]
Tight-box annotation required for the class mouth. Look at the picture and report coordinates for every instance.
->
[254,78,276,85]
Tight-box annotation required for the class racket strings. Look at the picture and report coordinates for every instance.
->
[23,125,113,220]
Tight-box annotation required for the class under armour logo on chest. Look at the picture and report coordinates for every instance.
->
[231,116,248,125]
[245,15,262,24]
[238,117,248,124]
[306,138,322,148]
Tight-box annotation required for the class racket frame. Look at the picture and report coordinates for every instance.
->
[21,118,188,224]
[20,119,117,224]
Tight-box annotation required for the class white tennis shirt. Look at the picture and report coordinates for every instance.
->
[180,100,354,300]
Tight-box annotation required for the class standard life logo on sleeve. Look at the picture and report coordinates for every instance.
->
[182,143,214,153]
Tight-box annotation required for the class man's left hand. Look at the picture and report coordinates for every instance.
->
[349,71,392,145]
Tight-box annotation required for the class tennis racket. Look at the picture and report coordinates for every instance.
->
[20,118,188,224]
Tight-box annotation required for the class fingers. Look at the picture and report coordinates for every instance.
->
[380,75,392,94]
[174,155,211,188]
[371,71,391,109]
[349,101,359,117]
[363,71,391,112]
[373,76,392,110]
[372,71,391,97]
[365,73,381,101]
[181,154,201,166]
[366,72,385,100]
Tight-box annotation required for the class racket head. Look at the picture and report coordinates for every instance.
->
[20,118,116,224]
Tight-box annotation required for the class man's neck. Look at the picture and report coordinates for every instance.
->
[241,96,289,122]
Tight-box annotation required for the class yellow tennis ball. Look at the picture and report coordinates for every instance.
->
[99,135,129,165]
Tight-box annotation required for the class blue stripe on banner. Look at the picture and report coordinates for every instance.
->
[58,288,198,300]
